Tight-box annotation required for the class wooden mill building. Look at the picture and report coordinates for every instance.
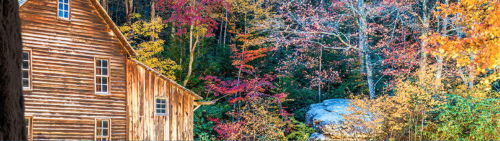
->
[19,0,204,140]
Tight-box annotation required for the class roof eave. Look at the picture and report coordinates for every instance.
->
[89,0,137,57]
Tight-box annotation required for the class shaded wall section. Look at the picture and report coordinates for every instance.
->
[126,59,200,140]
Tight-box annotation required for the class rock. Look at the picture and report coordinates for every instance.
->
[306,99,369,140]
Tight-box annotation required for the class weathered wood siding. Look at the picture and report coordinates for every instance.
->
[20,0,129,140]
[126,59,199,140]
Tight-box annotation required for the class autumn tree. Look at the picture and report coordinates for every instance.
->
[272,0,407,99]
[156,0,227,86]
[428,0,500,88]
[120,15,181,80]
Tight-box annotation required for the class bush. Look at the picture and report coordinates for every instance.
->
[429,94,500,140]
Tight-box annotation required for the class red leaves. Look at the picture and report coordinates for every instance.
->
[156,0,227,37]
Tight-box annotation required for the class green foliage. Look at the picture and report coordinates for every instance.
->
[429,94,500,140]
[285,117,316,140]
[193,101,232,141]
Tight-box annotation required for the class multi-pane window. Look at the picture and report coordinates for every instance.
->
[22,51,31,89]
[58,0,69,19]
[156,98,167,115]
[25,116,32,140]
[95,58,109,94]
[96,119,110,141]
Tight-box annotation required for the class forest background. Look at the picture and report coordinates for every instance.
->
[102,0,500,140]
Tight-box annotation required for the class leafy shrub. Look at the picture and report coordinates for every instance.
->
[429,94,500,140]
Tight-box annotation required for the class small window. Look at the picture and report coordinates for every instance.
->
[22,51,31,90]
[95,58,110,94]
[25,116,32,140]
[58,0,69,19]
[156,98,167,115]
[95,119,110,141]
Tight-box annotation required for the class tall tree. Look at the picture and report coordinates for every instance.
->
[156,0,227,86]
[0,0,26,139]
[428,0,500,88]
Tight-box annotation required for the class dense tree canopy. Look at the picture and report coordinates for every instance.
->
[102,0,500,139]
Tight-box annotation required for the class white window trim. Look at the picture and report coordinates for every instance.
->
[57,0,70,20]
[22,50,32,90]
[95,57,111,95]
[95,119,111,141]
[155,97,168,116]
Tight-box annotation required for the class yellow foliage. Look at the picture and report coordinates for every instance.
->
[120,16,181,80]
[428,0,500,85]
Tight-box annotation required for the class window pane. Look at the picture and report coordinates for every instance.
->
[96,59,101,66]
[64,12,68,18]
[156,98,160,103]
[102,85,107,92]
[23,61,29,69]
[161,109,165,113]
[101,77,107,85]
[64,5,68,10]
[103,120,108,127]
[100,138,107,141]
[23,52,29,60]
[59,0,63,2]
[97,129,102,136]
[162,99,165,103]
[96,68,101,75]
[102,60,108,67]
[59,3,63,9]
[96,85,101,92]
[156,109,161,113]
[96,76,101,84]
[23,79,29,87]
[102,68,108,76]
[23,71,29,78]
[161,104,165,108]
[97,120,102,127]
[64,0,68,3]
[103,129,108,136]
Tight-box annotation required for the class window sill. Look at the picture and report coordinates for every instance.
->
[95,92,110,95]
[155,114,168,116]
[23,88,32,91]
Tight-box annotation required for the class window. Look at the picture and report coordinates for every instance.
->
[156,97,167,115]
[95,58,109,94]
[95,119,110,141]
[25,116,32,140]
[58,0,69,19]
[22,51,31,90]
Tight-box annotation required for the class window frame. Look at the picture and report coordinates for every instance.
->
[22,50,32,91]
[57,0,71,20]
[155,97,168,116]
[25,116,33,140]
[95,119,111,141]
[94,57,111,95]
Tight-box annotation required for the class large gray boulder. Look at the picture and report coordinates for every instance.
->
[306,99,370,140]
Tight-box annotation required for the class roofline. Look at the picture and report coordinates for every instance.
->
[129,59,203,100]
[19,0,27,7]
[19,0,138,57]
[89,0,137,57]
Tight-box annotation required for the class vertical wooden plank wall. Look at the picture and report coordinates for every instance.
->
[126,59,199,140]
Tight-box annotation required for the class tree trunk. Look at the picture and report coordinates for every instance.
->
[125,0,133,25]
[358,0,375,99]
[183,24,198,86]
[0,0,26,139]
[419,0,429,83]
[436,0,448,88]
[318,47,322,102]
